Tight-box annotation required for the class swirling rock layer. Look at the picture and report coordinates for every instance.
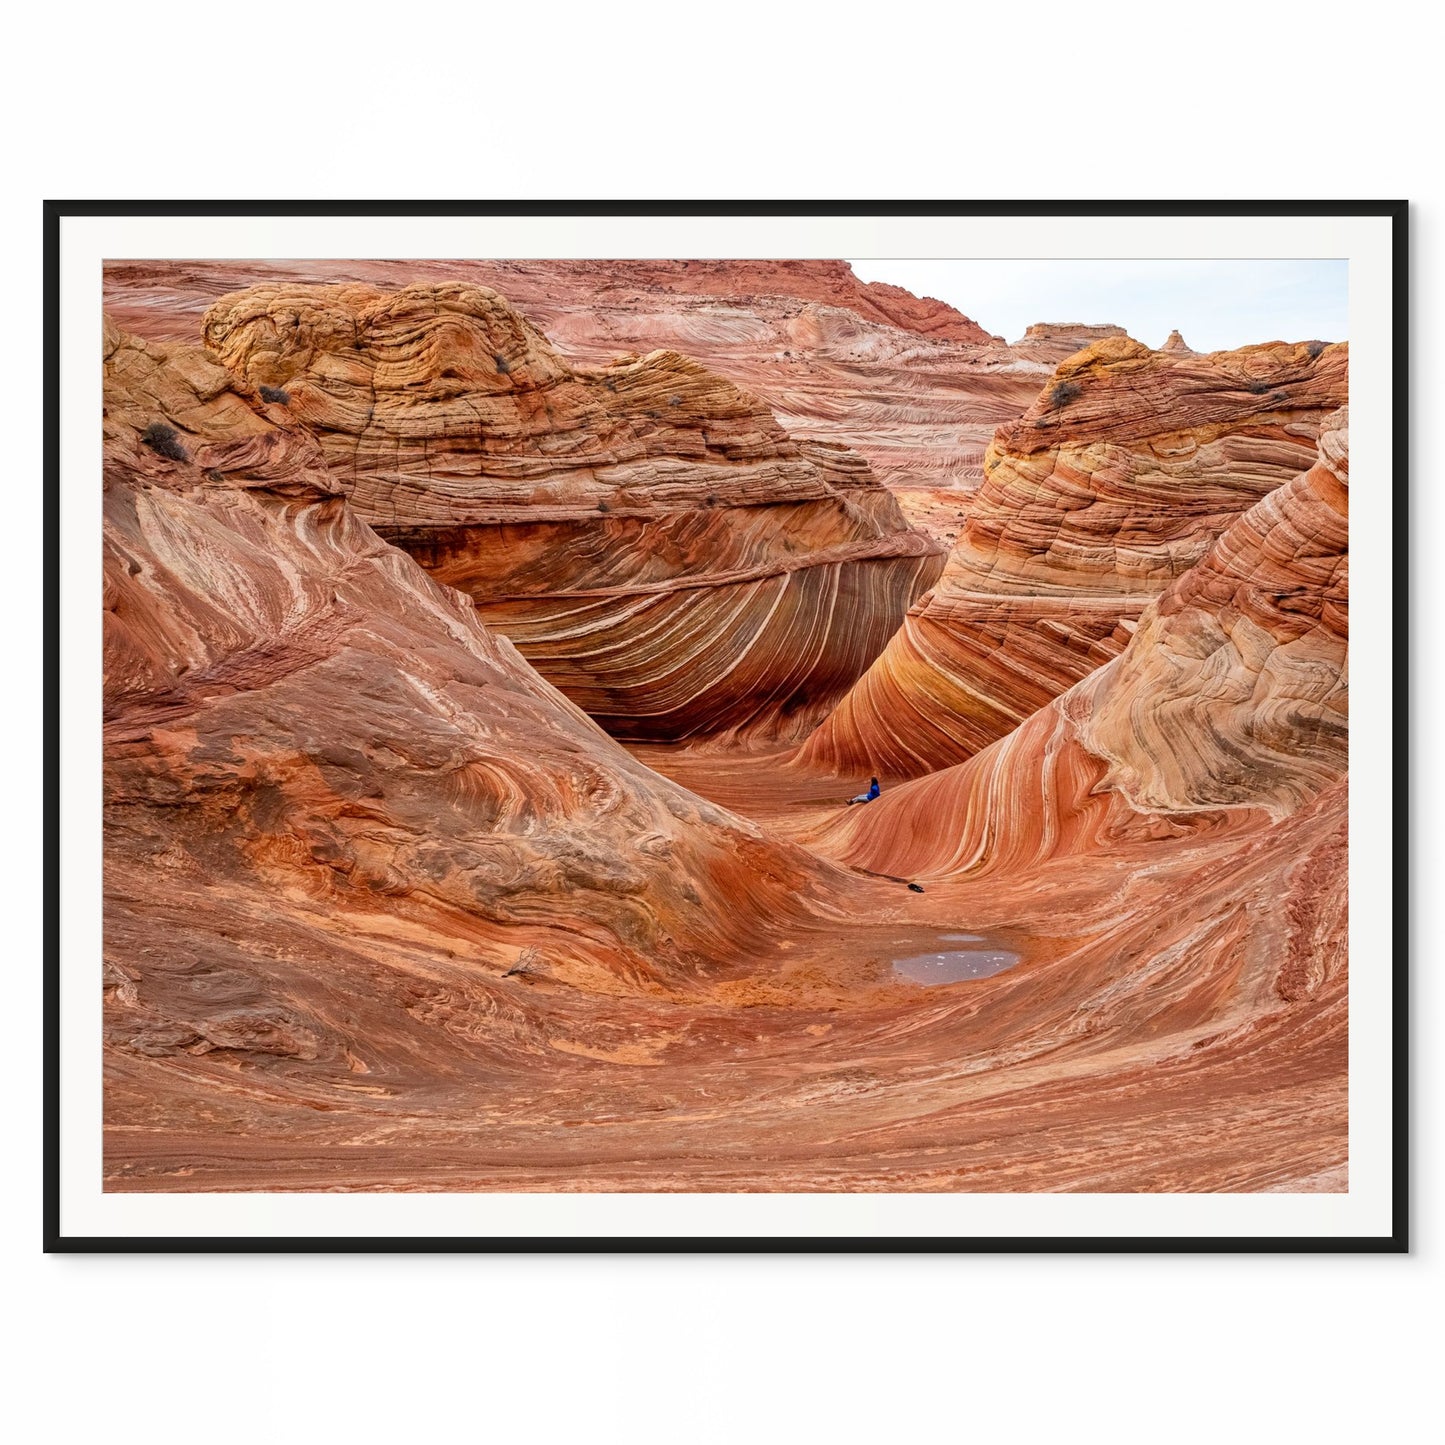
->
[104,322,851,1093]
[818,408,1349,881]
[781,417,1352,1186]
[1083,406,1349,817]
[99,291,1352,1197]
[103,258,1058,538]
[799,337,1349,778]
[198,281,943,743]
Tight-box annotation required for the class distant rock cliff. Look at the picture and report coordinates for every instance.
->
[1012,322,1131,363]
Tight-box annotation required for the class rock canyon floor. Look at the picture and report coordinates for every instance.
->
[101,262,1348,1194]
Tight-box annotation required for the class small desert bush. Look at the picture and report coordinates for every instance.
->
[258,384,291,405]
[140,421,190,462]
[1306,339,1327,359]
[494,354,511,375]
[1049,379,1082,409]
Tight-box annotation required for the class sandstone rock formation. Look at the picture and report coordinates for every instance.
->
[1011,322,1130,364]
[510,258,1001,344]
[102,259,1059,538]
[1082,406,1348,818]
[103,319,849,1085]
[196,281,944,745]
[817,407,1349,880]
[460,258,1027,504]
[798,337,1349,779]
[98,279,1352,1198]
[793,413,1351,1163]
[104,258,998,340]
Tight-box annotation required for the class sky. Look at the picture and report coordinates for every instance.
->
[846,259,1348,353]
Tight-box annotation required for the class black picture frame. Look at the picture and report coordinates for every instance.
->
[45,199,1409,1253]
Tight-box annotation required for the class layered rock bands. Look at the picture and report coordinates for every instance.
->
[197,282,945,745]
[820,407,1349,883]
[798,336,1348,778]
[102,258,1061,539]
[104,320,849,1084]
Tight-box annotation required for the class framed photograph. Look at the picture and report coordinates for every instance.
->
[47,200,1406,1250]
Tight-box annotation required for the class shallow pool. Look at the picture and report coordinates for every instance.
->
[893,934,1021,985]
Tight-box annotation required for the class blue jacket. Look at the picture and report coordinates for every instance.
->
[867,780,881,800]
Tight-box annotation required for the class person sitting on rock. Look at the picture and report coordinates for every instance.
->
[846,777,882,806]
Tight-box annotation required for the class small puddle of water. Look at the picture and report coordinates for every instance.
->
[893,934,1021,985]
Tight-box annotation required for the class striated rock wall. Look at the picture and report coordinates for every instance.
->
[797,412,1351,1155]
[104,319,850,1086]
[1081,406,1349,817]
[491,258,1001,345]
[798,337,1349,778]
[103,258,1056,533]
[97,276,1352,1196]
[817,408,1350,882]
[198,281,944,745]
[1011,321,1130,364]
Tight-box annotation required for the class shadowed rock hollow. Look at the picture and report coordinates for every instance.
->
[198,281,945,745]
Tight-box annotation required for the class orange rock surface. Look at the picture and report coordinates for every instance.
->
[103,259,1057,538]
[104,321,846,1022]
[99,292,1351,1197]
[787,415,1351,1178]
[196,281,944,744]
[798,337,1349,778]
[818,409,1349,878]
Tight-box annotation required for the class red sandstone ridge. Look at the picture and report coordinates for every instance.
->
[849,278,999,344]
[819,407,1348,881]
[105,258,996,349]
[1011,322,1130,364]
[97,276,1353,1197]
[797,335,1348,780]
[1081,406,1348,817]
[502,258,998,345]
[103,259,1055,540]
[197,281,944,746]
[104,318,856,1082]
[801,416,1349,1139]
